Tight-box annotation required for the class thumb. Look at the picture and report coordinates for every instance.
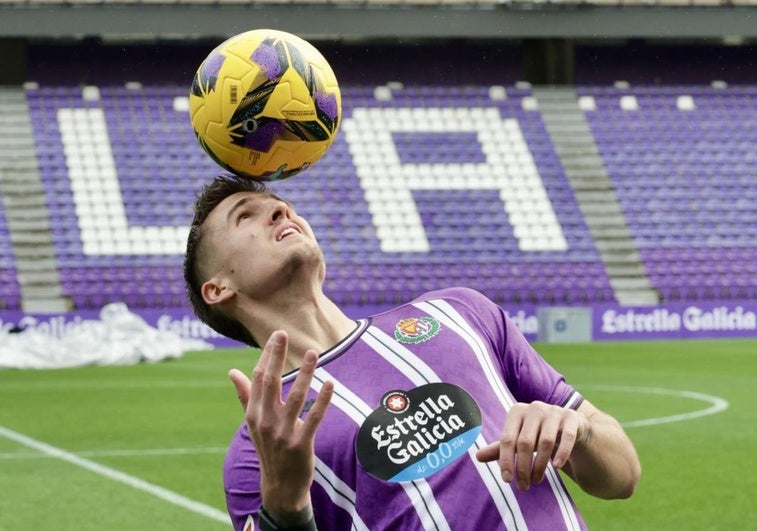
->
[475,441,500,463]
[228,368,251,410]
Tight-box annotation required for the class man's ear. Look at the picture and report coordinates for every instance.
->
[201,277,235,307]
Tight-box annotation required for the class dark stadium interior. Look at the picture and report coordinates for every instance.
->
[17,38,757,86]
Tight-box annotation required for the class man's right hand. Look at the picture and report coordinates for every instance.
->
[229,330,333,518]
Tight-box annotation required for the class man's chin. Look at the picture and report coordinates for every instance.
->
[280,247,325,282]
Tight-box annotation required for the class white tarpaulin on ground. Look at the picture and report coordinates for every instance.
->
[0,302,213,369]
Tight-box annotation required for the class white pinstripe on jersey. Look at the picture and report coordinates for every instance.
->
[311,367,451,531]
[416,299,582,531]
[362,326,529,531]
[313,456,370,531]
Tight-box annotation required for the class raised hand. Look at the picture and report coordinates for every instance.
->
[229,330,334,516]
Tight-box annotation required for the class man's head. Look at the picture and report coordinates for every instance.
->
[184,174,269,346]
[184,174,324,348]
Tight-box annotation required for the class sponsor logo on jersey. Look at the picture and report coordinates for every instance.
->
[356,383,482,482]
[393,317,441,344]
[383,391,409,414]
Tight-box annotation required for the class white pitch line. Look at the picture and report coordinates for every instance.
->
[0,425,230,525]
[0,380,229,391]
[0,445,228,460]
[579,385,729,428]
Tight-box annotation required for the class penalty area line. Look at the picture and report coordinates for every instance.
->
[0,425,230,525]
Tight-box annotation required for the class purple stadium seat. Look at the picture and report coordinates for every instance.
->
[584,84,756,302]
[21,79,752,311]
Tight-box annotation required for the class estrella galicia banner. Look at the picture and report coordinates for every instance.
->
[356,382,482,483]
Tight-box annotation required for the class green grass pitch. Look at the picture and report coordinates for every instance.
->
[1,339,755,530]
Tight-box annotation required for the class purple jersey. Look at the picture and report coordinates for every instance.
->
[224,287,587,531]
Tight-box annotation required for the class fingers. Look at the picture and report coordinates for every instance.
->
[228,368,252,410]
[514,413,542,490]
[301,380,333,441]
[288,350,333,440]
[475,442,500,463]
[249,334,275,408]
[284,350,319,419]
[551,413,580,470]
[259,331,289,412]
[231,333,332,455]
[498,408,522,485]
[528,414,561,486]
[489,402,582,491]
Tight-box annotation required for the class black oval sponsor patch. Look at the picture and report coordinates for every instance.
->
[356,383,482,482]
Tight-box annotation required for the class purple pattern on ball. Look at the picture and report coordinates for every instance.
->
[315,92,338,120]
[203,50,226,79]
[251,44,282,80]
[244,122,285,152]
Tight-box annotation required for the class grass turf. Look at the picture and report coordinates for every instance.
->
[0,339,754,530]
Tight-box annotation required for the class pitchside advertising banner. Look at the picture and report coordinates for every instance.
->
[1,300,756,347]
[592,301,757,340]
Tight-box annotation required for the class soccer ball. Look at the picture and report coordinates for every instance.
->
[189,29,341,181]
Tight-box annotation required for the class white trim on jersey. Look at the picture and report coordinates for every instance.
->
[413,301,516,409]
[564,392,583,410]
[311,368,451,531]
[282,319,370,386]
[416,299,582,531]
[313,367,372,419]
[545,462,582,531]
[313,456,370,531]
[362,326,528,531]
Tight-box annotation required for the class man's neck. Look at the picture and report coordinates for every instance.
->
[239,291,357,372]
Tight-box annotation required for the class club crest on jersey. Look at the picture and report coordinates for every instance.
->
[394,316,441,344]
[356,383,482,483]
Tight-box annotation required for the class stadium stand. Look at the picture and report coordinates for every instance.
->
[18,73,757,312]
[0,37,754,314]
[0,88,30,311]
[25,80,614,310]
[580,84,757,301]
[0,203,21,311]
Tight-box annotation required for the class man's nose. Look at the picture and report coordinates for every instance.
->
[270,203,290,223]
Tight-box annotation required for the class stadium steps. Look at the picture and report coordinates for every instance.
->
[605,263,649,277]
[533,87,659,306]
[0,86,70,313]
[600,249,642,264]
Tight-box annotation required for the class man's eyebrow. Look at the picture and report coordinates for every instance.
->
[224,193,290,225]
[226,196,251,224]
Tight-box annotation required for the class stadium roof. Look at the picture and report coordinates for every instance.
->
[0,4,756,41]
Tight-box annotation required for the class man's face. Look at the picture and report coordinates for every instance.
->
[201,191,323,302]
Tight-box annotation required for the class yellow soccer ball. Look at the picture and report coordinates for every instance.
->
[189,29,341,181]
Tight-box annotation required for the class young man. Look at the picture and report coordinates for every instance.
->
[184,174,641,531]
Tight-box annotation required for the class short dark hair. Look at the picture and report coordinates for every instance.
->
[183,174,271,347]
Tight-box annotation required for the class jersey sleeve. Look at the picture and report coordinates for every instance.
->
[224,423,263,531]
[499,308,583,409]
